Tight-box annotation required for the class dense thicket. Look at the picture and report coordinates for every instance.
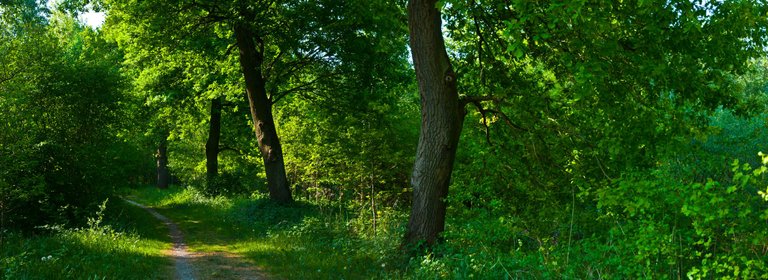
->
[426,0,768,277]
[0,4,146,230]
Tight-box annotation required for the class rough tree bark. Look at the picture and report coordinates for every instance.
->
[205,97,222,185]
[404,0,465,247]
[156,132,170,189]
[233,23,293,204]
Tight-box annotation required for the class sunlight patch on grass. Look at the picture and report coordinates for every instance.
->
[123,185,402,279]
[68,229,169,257]
[1,192,177,279]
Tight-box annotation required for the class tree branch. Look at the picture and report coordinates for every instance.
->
[270,72,340,105]
[485,109,527,132]
[273,48,322,81]
[470,0,486,86]
[477,103,493,145]
[264,48,283,79]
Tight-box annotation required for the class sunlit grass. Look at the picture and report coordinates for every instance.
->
[120,185,587,279]
[0,198,173,279]
[124,185,403,279]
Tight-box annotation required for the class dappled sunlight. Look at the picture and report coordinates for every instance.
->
[4,0,768,278]
[69,230,170,258]
[0,227,172,279]
[120,185,399,278]
[124,195,271,279]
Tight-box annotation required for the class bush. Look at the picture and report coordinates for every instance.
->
[595,156,768,279]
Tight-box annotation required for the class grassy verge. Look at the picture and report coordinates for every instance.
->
[124,185,407,279]
[120,185,590,279]
[119,185,634,279]
[0,198,172,279]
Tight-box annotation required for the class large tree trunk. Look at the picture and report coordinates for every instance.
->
[156,132,170,189]
[404,0,464,248]
[206,97,222,185]
[233,23,293,204]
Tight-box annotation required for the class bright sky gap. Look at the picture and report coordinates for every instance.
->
[46,0,105,29]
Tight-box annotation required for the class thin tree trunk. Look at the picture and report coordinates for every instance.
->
[156,132,170,189]
[233,23,293,204]
[371,174,378,236]
[206,97,222,186]
[404,0,464,248]
[0,200,5,247]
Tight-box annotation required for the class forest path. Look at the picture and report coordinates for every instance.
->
[123,198,267,280]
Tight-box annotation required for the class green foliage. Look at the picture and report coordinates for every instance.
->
[278,89,418,208]
[733,58,768,115]
[272,0,416,209]
[0,7,146,231]
[102,0,417,200]
[3,0,768,278]
[124,185,407,279]
[593,158,768,279]
[0,198,171,279]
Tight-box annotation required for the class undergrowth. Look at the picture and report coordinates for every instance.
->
[0,198,171,279]
[123,165,768,280]
[124,186,407,279]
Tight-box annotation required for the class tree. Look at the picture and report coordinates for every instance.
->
[232,21,292,203]
[274,0,415,219]
[105,0,412,203]
[205,97,222,183]
[404,0,463,247]
[104,0,298,203]
[106,16,240,192]
[403,0,768,248]
[123,50,200,190]
[156,130,170,189]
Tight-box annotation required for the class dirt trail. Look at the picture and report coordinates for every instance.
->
[123,199,196,279]
[123,198,267,280]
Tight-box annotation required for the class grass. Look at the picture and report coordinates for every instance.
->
[123,185,407,279]
[1,185,555,279]
[0,198,173,279]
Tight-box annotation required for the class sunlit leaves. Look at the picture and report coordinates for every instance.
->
[0,9,140,230]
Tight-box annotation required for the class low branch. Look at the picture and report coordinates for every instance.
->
[274,50,321,82]
[264,49,283,79]
[270,72,340,105]
[467,101,493,145]
[485,109,528,132]
[461,94,528,138]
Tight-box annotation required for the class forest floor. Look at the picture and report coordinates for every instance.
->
[119,186,398,279]
[1,186,406,279]
[123,197,270,280]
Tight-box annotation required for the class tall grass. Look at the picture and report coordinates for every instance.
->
[124,186,408,279]
[1,198,172,279]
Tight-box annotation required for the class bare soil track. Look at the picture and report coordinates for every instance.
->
[123,198,268,280]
